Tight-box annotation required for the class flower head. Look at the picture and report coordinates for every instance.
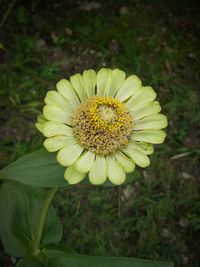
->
[36,68,167,185]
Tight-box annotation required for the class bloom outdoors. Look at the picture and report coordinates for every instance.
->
[36,68,167,185]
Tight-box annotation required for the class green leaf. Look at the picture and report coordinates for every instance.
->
[0,181,62,257]
[0,149,67,187]
[48,255,173,267]
[28,244,77,267]
[43,244,76,258]
[15,255,44,267]
[0,149,141,187]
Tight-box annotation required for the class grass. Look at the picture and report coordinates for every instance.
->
[0,0,200,266]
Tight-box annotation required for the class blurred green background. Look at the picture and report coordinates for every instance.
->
[0,0,200,266]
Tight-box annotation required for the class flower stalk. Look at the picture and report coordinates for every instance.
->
[33,186,58,255]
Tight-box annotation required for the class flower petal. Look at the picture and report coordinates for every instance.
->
[126,86,157,110]
[114,151,135,173]
[133,114,168,130]
[115,75,142,101]
[75,150,95,173]
[64,165,86,184]
[106,155,126,185]
[37,114,47,124]
[43,121,74,137]
[131,129,167,144]
[97,68,112,96]
[43,105,72,125]
[89,155,107,185]
[122,146,150,168]
[126,140,154,155]
[56,79,80,106]
[83,69,97,97]
[106,68,126,97]
[130,101,161,121]
[35,115,48,133]
[70,73,87,102]
[45,90,74,113]
[57,144,84,166]
[44,136,70,152]
[35,123,44,133]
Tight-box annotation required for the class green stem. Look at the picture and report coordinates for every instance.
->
[33,187,58,255]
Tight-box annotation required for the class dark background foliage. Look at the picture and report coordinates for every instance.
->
[0,0,200,266]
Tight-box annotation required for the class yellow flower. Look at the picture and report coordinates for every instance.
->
[36,68,167,185]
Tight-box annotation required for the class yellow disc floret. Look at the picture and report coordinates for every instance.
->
[73,96,133,155]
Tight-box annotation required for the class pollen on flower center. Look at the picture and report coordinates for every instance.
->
[72,96,133,155]
[97,105,117,123]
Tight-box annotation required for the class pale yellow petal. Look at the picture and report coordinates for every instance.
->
[56,79,80,106]
[70,73,87,102]
[96,68,112,96]
[130,101,161,121]
[57,144,84,166]
[114,151,135,173]
[131,129,167,144]
[106,68,126,96]
[83,69,97,97]
[126,140,154,155]
[44,90,74,113]
[43,121,74,137]
[44,136,70,152]
[133,114,168,130]
[35,114,48,133]
[64,165,86,185]
[122,145,150,168]
[115,75,142,101]
[106,155,126,185]
[75,150,95,173]
[126,86,157,110]
[37,114,47,124]
[43,105,72,125]
[89,155,107,185]
[35,122,44,133]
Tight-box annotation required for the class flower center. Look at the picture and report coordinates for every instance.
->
[97,105,117,123]
[72,96,133,155]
